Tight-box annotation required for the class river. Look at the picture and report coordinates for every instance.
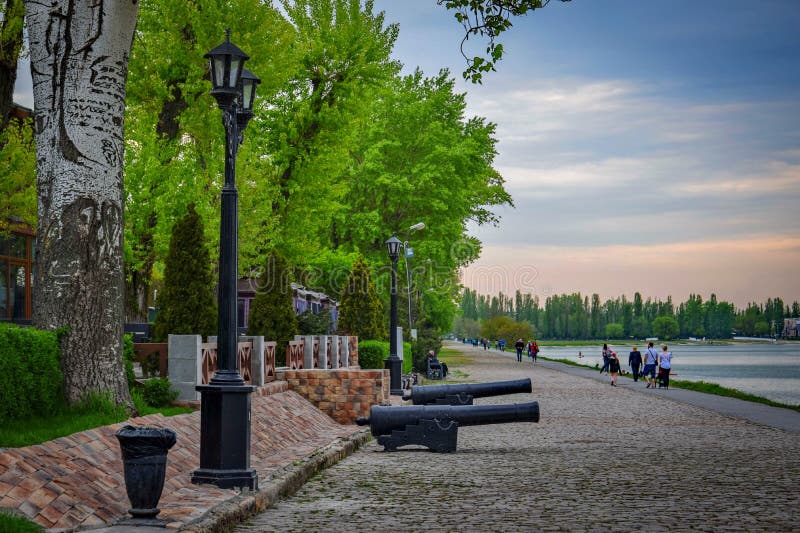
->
[534,342,800,406]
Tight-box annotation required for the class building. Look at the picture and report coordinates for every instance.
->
[0,225,34,323]
[237,279,338,334]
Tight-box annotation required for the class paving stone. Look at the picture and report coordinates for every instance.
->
[236,343,800,532]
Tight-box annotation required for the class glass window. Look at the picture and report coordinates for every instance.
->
[238,298,246,329]
[11,264,26,320]
[10,235,26,258]
[0,260,7,319]
[0,237,8,257]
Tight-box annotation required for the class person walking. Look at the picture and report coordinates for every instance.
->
[608,350,620,386]
[599,343,611,374]
[515,338,525,362]
[643,342,659,388]
[628,345,643,382]
[658,345,673,389]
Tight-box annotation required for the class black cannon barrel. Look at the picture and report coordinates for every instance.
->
[402,378,532,405]
[356,401,539,437]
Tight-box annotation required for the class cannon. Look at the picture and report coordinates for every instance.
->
[401,378,532,405]
[355,401,540,452]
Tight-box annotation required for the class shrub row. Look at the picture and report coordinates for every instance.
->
[357,339,413,374]
[0,323,63,423]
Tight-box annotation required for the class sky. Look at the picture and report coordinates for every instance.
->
[369,0,800,308]
[13,1,800,308]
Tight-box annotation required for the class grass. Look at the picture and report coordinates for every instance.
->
[0,511,43,532]
[537,355,800,412]
[0,391,194,448]
[436,347,474,366]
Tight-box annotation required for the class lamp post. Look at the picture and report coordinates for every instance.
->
[403,222,425,336]
[191,30,260,491]
[385,236,403,395]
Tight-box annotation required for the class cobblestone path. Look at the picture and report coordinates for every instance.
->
[236,344,800,532]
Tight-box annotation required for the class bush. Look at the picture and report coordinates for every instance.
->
[358,340,388,369]
[411,333,442,373]
[141,378,179,407]
[0,323,63,423]
[357,340,413,374]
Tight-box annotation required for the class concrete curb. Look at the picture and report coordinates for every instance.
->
[180,428,371,532]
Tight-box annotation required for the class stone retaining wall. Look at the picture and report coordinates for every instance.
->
[276,369,390,424]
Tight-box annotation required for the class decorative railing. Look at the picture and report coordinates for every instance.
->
[133,343,168,377]
[264,341,276,383]
[313,338,320,368]
[286,340,304,370]
[348,336,358,366]
[327,337,333,368]
[200,341,254,385]
[338,336,345,367]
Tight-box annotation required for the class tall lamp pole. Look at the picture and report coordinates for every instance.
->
[403,222,425,336]
[385,236,403,395]
[191,30,261,491]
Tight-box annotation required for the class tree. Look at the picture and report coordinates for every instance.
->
[0,114,35,230]
[338,255,384,340]
[153,203,217,341]
[26,0,139,408]
[604,322,624,339]
[438,0,572,83]
[246,251,298,350]
[0,0,24,128]
[652,316,679,341]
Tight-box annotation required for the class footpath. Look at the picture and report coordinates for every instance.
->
[235,342,800,532]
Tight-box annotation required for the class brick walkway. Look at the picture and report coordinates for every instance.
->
[0,385,366,531]
[236,343,800,532]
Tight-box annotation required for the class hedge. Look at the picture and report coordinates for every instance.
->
[0,323,63,423]
[357,340,413,374]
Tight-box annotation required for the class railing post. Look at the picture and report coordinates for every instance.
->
[329,335,340,369]
[318,335,329,369]
[168,334,202,401]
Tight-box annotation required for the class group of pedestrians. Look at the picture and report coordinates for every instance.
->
[601,342,673,389]
[514,339,539,362]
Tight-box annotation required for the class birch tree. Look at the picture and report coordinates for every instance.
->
[25,0,138,408]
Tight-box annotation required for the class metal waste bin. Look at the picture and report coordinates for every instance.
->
[115,425,177,519]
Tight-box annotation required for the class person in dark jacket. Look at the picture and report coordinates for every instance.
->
[628,346,643,382]
[599,343,611,374]
[515,338,525,362]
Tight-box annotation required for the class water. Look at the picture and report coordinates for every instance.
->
[537,343,800,406]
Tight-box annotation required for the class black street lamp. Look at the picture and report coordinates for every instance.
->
[191,30,260,491]
[385,236,403,395]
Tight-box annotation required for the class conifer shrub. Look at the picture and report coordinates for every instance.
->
[246,251,298,364]
[338,255,383,340]
[153,203,217,341]
[0,323,63,423]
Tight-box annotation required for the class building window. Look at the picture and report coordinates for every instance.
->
[0,230,33,321]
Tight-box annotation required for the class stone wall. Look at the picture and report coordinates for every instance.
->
[276,369,390,424]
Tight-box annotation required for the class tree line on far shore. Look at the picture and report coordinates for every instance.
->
[455,288,800,341]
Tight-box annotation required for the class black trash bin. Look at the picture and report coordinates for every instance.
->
[115,425,177,520]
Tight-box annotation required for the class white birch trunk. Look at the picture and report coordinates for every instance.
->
[25,0,138,406]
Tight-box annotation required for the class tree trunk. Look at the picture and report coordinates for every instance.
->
[25,0,138,408]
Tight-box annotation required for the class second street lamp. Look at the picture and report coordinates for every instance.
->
[191,30,260,491]
[385,236,403,395]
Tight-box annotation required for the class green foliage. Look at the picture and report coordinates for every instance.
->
[246,251,299,349]
[297,309,332,335]
[652,316,680,340]
[338,255,384,339]
[412,333,443,373]
[0,510,43,532]
[357,340,388,369]
[0,119,36,230]
[123,333,136,388]
[141,378,179,407]
[439,0,572,83]
[0,324,63,424]
[402,341,413,374]
[153,203,217,340]
[480,315,532,342]
[604,323,624,339]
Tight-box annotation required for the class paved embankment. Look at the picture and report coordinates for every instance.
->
[236,342,800,532]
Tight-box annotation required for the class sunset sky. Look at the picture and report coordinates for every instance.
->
[13,1,800,308]
[372,0,800,307]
